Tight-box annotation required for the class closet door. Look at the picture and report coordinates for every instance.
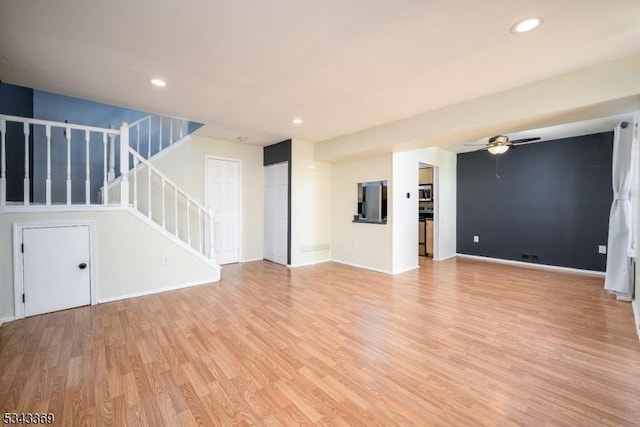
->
[264,162,288,265]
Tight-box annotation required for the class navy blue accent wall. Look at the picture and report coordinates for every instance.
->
[457,132,613,271]
[0,82,34,201]
[264,139,292,264]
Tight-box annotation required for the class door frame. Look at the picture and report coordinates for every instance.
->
[204,155,242,263]
[12,220,97,319]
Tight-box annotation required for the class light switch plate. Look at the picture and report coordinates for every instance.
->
[598,245,607,254]
[473,235,479,243]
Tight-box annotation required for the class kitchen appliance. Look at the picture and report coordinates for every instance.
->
[418,184,432,201]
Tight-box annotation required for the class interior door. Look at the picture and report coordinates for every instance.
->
[22,225,91,317]
[206,158,240,264]
[264,162,288,265]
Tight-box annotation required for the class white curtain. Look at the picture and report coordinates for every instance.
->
[604,122,635,300]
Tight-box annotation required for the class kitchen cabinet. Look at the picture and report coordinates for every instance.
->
[419,167,433,184]
[426,219,434,255]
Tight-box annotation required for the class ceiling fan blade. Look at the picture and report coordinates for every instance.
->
[511,137,541,144]
[464,143,488,146]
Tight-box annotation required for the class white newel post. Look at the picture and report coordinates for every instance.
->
[208,207,216,262]
[0,119,6,207]
[119,123,130,206]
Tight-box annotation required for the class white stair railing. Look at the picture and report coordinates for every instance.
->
[0,114,121,207]
[0,114,215,263]
[127,114,189,162]
[126,147,216,261]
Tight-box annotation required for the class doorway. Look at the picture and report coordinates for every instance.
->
[14,222,95,318]
[205,156,241,265]
[418,162,437,259]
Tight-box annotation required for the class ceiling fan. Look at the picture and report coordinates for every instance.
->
[466,135,541,155]
[466,134,541,179]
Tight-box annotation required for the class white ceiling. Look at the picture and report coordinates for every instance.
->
[1,0,639,149]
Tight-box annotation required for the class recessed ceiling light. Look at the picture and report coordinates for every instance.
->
[511,17,542,34]
[291,118,303,125]
[237,136,248,142]
[150,78,167,87]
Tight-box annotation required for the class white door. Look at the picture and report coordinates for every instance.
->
[264,162,288,265]
[206,157,240,264]
[22,226,91,317]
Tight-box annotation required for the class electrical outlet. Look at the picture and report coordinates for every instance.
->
[161,255,170,265]
[473,235,479,243]
[598,245,607,254]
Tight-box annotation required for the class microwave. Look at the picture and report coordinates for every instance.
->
[419,184,432,201]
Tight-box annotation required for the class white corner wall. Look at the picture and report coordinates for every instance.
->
[392,148,457,273]
[291,140,332,266]
[151,135,264,262]
[331,154,393,273]
[0,210,220,320]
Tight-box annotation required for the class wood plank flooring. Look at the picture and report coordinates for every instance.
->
[1,258,639,426]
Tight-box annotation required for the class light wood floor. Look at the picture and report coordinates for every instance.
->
[1,258,639,426]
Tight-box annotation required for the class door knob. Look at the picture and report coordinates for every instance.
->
[79,263,87,270]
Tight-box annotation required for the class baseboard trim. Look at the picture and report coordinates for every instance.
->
[0,316,16,326]
[392,265,420,275]
[633,299,640,342]
[456,254,606,277]
[288,259,331,268]
[331,259,393,275]
[98,278,216,304]
[241,257,264,263]
[434,253,457,262]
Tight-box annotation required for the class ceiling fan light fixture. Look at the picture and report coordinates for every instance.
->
[488,145,509,155]
[511,17,542,34]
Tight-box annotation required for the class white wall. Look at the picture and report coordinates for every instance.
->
[331,154,393,273]
[151,135,264,262]
[0,210,219,321]
[290,140,332,266]
[392,148,457,273]
[633,111,640,339]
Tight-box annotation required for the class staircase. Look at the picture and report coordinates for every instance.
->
[0,113,219,267]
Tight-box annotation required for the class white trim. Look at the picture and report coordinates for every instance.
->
[288,259,331,268]
[632,299,640,342]
[392,265,420,275]
[1,205,127,214]
[331,259,394,275]
[0,316,16,325]
[205,155,242,264]
[98,278,215,304]
[456,253,606,277]
[241,257,264,263]
[13,220,98,320]
[434,253,457,262]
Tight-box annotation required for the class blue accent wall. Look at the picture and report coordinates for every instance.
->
[0,82,34,201]
[457,132,613,271]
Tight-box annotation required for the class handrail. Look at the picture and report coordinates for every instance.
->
[127,146,215,261]
[128,147,210,215]
[0,114,120,135]
[128,114,153,129]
